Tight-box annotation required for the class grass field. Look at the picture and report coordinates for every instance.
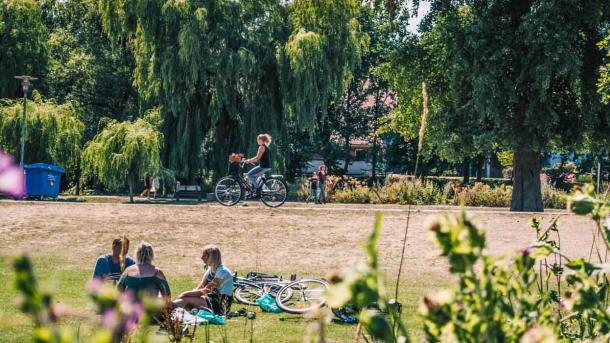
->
[0,256,439,342]
[0,199,597,342]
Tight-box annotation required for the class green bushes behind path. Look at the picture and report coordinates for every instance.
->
[290,175,568,209]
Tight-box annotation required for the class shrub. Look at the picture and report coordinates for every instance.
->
[324,178,448,205]
[333,185,374,203]
[453,182,512,207]
[288,174,568,209]
[542,181,567,209]
[397,179,449,205]
[288,176,310,200]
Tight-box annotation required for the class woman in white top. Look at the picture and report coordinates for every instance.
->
[172,245,234,315]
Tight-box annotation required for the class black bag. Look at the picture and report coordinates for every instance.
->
[228,161,240,175]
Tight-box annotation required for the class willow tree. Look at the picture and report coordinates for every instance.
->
[81,114,161,203]
[98,0,366,182]
[0,0,48,98]
[404,1,610,211]
[282,0,368,128]
[0,95,84,185]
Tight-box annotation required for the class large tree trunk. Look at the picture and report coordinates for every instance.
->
[475,156,484,181]
[128,177,134,204]
[511,148,543,212]
[75,160,81,196]
[462,158,470,184]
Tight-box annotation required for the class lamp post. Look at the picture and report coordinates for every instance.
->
[14,76,38,166]
[597,161,601,194]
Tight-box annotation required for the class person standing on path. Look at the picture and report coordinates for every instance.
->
[140,172,151,198]
[151,176,160,198]
[317,164,328,204]
[306,173,319,204]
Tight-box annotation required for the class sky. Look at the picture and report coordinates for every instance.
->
[407,1,431,34]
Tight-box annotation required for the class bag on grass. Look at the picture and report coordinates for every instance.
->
[332,307,358,324]
[195,309,226,325]
[256,292,282,313]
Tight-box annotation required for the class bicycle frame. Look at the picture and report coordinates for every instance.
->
[234,163,269,195]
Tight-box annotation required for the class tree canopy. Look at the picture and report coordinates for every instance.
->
[385,0,610,211]
[0,0,608,208]
[42,0,137,141]
[81,111,162,202]
[0,95,83,168]
[0,0,48,98]
[98,0,368,181]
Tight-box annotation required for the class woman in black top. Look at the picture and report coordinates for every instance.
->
[243,134,272,196]
[117,242,171,302]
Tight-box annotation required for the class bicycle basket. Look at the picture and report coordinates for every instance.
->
[228,153,243,163]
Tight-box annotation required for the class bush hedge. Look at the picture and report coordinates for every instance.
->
[288,175,568,209]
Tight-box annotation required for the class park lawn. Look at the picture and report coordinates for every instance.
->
[0,255,440,342]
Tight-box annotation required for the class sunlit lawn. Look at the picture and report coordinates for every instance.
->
[0,256,440,342]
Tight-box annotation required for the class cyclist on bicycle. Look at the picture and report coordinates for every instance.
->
[243,133,271,197]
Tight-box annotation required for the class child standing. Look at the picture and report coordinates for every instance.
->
[305,173,319,204]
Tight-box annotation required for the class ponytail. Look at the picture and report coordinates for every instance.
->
[257,134,271,145]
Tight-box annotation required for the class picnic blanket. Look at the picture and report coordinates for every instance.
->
[172,308,225,326]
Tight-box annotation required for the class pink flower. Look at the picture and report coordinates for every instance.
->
[86,278,103,295]
[0,151,25,199]
[101,309,118,329]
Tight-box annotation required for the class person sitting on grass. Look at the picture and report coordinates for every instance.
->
[92,237,135,282]
[306,173,319,204]
[117,242,171,303]
[173,245,234,315]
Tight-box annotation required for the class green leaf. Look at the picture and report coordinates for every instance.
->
[525,243,554,259]
[359,309,394,342]
[568,194,596,215]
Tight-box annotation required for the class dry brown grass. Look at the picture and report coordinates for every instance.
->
[0,200,597,281]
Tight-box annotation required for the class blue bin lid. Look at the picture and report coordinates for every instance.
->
[24,163,65,174]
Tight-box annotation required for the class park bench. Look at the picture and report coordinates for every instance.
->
[174,184,204,202]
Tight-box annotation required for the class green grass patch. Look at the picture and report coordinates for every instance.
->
[0,255,442,342]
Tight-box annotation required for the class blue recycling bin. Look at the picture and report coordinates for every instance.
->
[24,163,64,198]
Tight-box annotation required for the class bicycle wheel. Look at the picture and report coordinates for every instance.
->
[234,282,263,306]
[234,282,293,306]
[275,279,328,314]
[260,177,288,208]
[215,176,243,206]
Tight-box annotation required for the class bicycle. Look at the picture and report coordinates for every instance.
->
[233,272,293,306]
[232,272,329,315]
[274,278,329,314]
[214,159,288,208]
